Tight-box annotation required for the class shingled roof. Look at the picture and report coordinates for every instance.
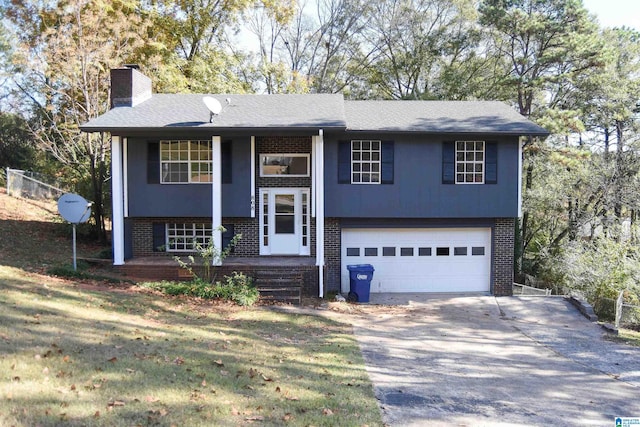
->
[81,93,549,136]
[344,100,548,135]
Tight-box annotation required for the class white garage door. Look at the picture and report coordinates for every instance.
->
[341,228,491,293]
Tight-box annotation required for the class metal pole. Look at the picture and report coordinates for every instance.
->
[72,224,77,271]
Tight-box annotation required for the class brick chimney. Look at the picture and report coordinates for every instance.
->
[110,66,152,108]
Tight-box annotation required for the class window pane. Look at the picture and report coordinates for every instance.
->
[364,247,378,256]
[401,247,414,256]
[454,247,467,256]
[275,194,295,214]
[275,216,295,234]
[347,248,360,256]
[472,247,485,256]
[383,247,396,256]
[352,141,361,150]
[419,247,432,256]
[436,247,449,256]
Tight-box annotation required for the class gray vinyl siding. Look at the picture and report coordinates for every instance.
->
[324,134,520,218]
[127,137,251,217]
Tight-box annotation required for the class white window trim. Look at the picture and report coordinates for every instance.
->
[165,223,213,252]
[455,140,485,185]
[259,153,310,177]
[160,139,213,184]
[351,140,381,185]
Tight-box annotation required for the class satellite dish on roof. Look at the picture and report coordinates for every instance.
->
[203,96,222,123]
[57,193,93,271]
[58,193,92,224]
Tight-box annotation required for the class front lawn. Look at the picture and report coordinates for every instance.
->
[0,266,381,426]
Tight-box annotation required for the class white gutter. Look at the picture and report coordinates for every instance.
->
[123,137,129,218]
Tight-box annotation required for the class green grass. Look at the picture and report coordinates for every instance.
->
[0,266,382,426]
[617,328,640,346]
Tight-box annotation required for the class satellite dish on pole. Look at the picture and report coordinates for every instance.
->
[57,193,93,271]
[203,96,222,123]
[58,193,92,224]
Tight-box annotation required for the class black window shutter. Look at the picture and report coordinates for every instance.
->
[147,141,160,184]
[338,141,351,184]
[221,140,232,184]
[222,224,235,252]
[381,141,394,184]
[442,141,455,184]
[485,141,497,184]
[152,223,165,252]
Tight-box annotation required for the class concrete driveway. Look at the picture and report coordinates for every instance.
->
[350,295,640,426]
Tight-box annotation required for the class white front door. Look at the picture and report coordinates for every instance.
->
[260,188,310,255]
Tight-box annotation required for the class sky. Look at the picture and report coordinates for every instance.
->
[582,0,640,30]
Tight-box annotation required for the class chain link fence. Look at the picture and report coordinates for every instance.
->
[6,168,65,201]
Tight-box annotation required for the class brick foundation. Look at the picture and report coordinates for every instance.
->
[493,218,515,296]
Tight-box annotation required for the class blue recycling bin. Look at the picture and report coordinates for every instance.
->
[347,264,375,303]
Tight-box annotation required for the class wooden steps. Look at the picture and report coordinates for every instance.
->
[254,270,303,305]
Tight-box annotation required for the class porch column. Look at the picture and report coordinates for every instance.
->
[111,135,125,265]
[212,136,223,265]
[314,130,325,297]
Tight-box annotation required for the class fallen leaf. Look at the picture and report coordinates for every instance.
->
[275,386,281,393]
[231,407,240,415]
[323,408,334,416]
[42,367,49,374]
[213,359,224,367]
[173,357,185,365]
[108,400,126,407]
[63,355,71,363]
[94,411,100,418]
[261,374,273,382]
[145,396,160,403]
[108,357,117,363]
[283,413,293,421]
[220,370,228,376]
[70,384,76,391]
[245,416,264,421]
[126,368,135,373]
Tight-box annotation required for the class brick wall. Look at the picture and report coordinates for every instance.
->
[324,218,341,294]
[493,218,515,296]
[256,136,312,189]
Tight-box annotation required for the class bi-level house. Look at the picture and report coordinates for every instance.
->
[81,67,548,298]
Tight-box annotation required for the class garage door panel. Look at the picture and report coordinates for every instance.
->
[341,228,491,294]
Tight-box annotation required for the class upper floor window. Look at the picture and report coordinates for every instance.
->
[443,140,496,185]
[260,154,310,177]
[352,140,381,184]
[160,140,212,183]
[456,141,484,184]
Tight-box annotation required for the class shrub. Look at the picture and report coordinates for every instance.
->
[140,272,259,306]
